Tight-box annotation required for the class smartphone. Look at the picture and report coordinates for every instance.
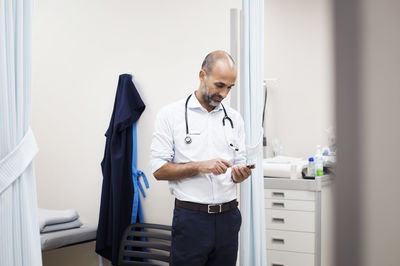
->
[246,164,256,169]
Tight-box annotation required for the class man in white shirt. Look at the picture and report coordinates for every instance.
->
[151,50,253,266]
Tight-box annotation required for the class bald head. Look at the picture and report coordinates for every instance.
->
[196,51,237,111]
[201,50,236,74]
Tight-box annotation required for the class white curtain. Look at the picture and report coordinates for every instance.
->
[0,0,42,265]
[239,0,266,265]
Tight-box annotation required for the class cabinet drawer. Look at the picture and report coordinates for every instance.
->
[265,198,315,212]
[266,209,315,232]
[267,250,315,266]
[265,189,315,201]
[266,229,315,253]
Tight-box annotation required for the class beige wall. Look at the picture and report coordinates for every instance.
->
[334,0,400,265]
[32,0,240,265]
[264,0,334,158]
[360,0,400,265]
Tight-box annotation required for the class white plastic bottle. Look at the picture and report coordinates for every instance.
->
[315,145,324,177]
[307,157,315,177]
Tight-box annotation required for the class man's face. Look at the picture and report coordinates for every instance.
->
[200,61,237,108]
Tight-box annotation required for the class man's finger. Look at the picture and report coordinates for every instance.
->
[212,169,220,175]
[232,167,240,180]
[231,166,237,175]
[220,162,229,173]
[238,166,249,178]
[221,159,232,168]
[243,166,252,176]
[214,164,223,175]
[232,167,237,177]
[235,167,244,179]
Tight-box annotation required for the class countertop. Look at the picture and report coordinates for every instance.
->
[264,175,333,191]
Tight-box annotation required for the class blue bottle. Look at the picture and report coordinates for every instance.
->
[307,157,315,177]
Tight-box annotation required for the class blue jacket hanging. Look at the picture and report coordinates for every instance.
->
[96,74,147,265]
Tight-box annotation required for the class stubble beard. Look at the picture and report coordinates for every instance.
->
[202,84,219,108]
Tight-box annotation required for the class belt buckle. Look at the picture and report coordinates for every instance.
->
[208,204,222,214]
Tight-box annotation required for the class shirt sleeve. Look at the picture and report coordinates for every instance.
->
[150,108,175,173]
[234,115,247,165]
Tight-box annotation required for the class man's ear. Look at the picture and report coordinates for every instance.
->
[199,69,206,80]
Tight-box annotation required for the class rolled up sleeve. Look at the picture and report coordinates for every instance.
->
[151,109,175,173]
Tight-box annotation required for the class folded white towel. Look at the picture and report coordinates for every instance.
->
[38,208,79,231]
[41,219,83,233]
[263,157,308,178]
[263,155,304,164]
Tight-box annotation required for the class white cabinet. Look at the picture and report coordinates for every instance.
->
[265,209,315,232]
[264,176,334,266]
[266,230,315,253]
[267,250,315,266]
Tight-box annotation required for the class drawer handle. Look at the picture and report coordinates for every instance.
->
[272,263,284,266]
[272,192,285,198]
[272,237,285,244]
[272,217,285,223]
[272,202,285,208]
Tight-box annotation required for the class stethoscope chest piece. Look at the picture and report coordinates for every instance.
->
[184,135,192,144]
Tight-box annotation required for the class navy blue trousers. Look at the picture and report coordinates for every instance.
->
[170,204,242,266]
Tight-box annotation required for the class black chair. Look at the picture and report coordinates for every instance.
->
[118,223,172,266]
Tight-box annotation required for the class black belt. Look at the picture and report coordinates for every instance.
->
[175,199,238,214]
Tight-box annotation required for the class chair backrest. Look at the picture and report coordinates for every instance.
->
[118,223,172,266]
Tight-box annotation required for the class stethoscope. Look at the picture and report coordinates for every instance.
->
[184,94,239,151]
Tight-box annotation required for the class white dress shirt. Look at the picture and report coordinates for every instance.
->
[151,92,246,204]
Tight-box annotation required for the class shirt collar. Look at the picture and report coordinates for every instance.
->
[187,91,223,112]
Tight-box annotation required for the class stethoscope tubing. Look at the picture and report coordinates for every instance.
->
[184,93,237,151]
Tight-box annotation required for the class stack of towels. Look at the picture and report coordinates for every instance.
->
[38,208,82,233]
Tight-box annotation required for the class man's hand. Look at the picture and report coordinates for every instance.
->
[197,158,232,175]
[231,164,255,183]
